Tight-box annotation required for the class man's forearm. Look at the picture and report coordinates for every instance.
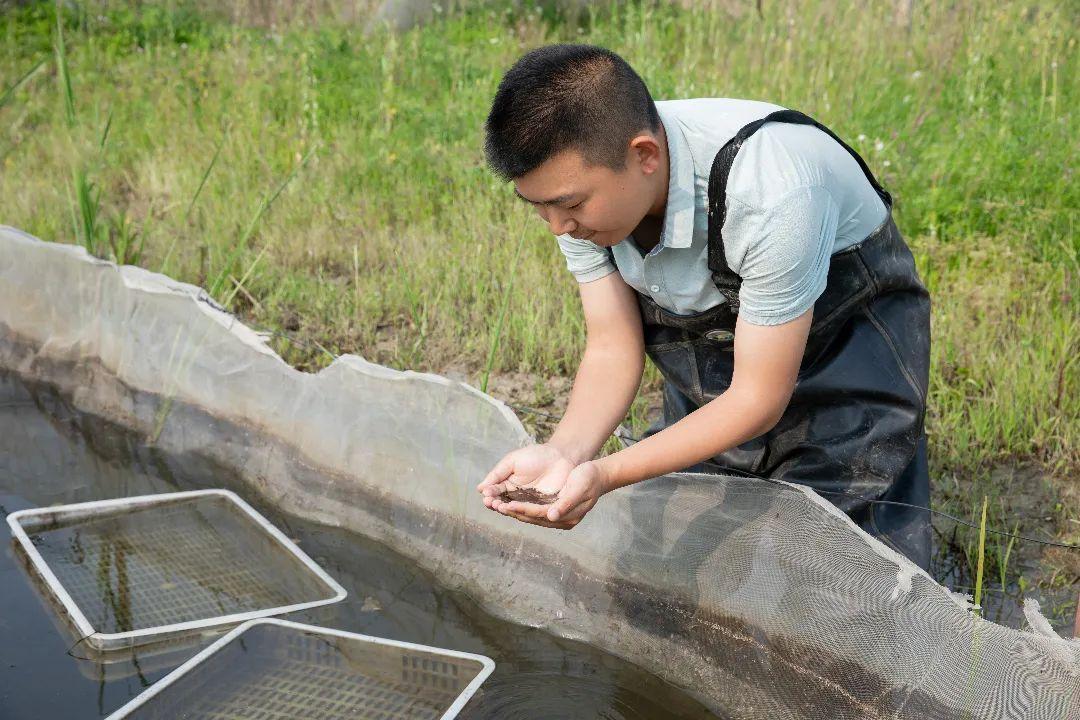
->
[547,343,644,465]
[596,383,786,491]
[593,310,810,491]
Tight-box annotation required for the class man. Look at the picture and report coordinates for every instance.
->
[476,44,931,567]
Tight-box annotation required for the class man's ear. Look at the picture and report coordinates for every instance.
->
[629,133,663,175]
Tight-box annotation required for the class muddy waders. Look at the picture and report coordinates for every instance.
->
[638,110,932,569]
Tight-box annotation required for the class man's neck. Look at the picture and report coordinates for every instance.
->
[647,122,670,218]
[633,124,669,253]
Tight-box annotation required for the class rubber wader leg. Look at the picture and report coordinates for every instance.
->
[866,435,932,570]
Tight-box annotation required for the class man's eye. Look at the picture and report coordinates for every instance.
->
[568,201,584,210]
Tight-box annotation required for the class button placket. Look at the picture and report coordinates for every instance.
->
[643,253,658,297]
[644,250,671,303]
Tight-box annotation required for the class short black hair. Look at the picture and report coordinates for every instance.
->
[484,44,661,181]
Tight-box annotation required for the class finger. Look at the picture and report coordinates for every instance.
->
[481,481,512,499]
[483,467,533,498]
[502,509,574,530]
[550,499,592,524]
[477,454,516,491]
[547,484,586,522]
[489,493,516,513]
[502,500,554,519]
[486,487,516,511]
[487,467,536,500]
[478,468,509,492]
[499,498,574,526]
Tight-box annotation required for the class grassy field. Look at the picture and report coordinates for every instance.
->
[2,1,1077,608]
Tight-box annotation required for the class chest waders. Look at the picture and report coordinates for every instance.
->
[637,110,932,569]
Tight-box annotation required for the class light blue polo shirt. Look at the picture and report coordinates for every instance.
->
[556,98,889,325]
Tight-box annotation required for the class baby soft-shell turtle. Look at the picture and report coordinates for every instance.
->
[498,486,558,505]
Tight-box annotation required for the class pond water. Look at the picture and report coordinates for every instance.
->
[0,371,723,720]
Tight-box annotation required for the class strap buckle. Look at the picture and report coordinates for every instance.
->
[704,329,735,344]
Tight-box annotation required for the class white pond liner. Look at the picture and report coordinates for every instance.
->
[7,489,347,651]
[104,618,495,720]
[0,226,1077,719]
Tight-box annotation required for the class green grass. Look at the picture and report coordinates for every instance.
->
[1,1,1077,561]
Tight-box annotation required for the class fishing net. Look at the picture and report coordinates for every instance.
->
[1,226,1077,719]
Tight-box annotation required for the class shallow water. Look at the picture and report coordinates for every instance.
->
[0,371,723,720]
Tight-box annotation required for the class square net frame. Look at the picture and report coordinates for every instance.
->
[104,618,495,720]
[6,489,347,651]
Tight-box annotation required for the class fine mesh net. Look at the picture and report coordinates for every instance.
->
[9,490,345,649]
[110,621,491,720]
[1,225,1077,719]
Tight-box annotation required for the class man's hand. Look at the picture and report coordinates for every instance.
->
[477,444,575,528]
[541,460,608,527]
[477,446,610,530]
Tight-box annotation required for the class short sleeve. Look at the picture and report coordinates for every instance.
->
[555,234,617,283]
[727,185,840,326]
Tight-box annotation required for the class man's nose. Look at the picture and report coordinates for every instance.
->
[544,207,577,236]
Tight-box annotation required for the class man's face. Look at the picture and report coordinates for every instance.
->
[512,141,661,248]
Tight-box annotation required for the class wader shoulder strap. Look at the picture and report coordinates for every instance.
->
[706,109,893,301]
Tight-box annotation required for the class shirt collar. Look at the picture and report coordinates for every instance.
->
[655,105,697,250]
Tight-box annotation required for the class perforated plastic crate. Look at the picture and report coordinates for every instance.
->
[6,490,346,651]
[105,618,495,719]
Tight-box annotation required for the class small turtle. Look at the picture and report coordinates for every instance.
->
[498,486,558,505]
